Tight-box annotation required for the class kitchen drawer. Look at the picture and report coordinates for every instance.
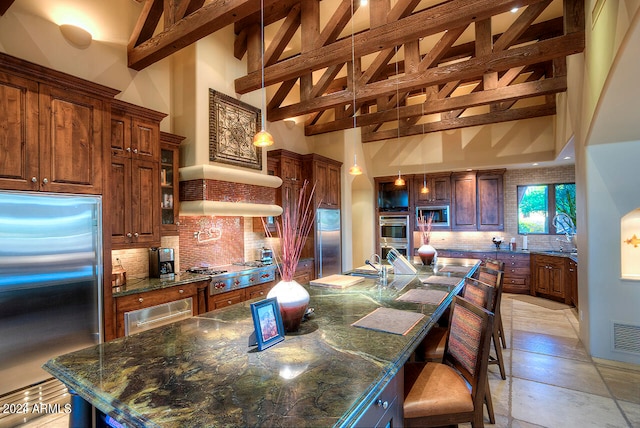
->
[246,282,274,300]
[503,274,530,294]
[210,289,244,309]
[355,367,403,427]
[504,266,530,276]
[116,283,197,313]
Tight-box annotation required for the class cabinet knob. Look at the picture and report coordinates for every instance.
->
[227,300,232,305]
[138,298,143,303]
[31,177,37,183]
[42,178,48,184]
[179,289,184,294]
[126,147,131,152]
[127,233,133,238]
[134,233,139,238]
[133,148,138,154]
[376,399,389,409]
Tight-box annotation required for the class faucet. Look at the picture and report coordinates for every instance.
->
[365,254,382,274]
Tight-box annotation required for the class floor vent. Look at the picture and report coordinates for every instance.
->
[612,322,640,355]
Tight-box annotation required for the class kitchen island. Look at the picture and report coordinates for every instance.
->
[44,258,480,427]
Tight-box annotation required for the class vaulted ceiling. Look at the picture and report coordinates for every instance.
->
[2,0,585,143]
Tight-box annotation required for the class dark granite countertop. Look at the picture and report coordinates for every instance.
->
[437,247,578,262]
[44,258,479,428]
[112,272,211,297]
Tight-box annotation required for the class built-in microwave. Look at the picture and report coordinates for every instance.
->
[416,205,450,227]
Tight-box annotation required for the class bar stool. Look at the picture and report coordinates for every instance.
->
[473,266,507,380]
[404,296,495,428]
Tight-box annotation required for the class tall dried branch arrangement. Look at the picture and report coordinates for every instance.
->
[418,212,435,245]
[263,180,318,281]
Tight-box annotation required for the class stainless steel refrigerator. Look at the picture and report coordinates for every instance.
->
[0,191,102,398]
[315,208,341,277]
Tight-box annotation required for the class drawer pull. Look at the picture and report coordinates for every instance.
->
[227,300,232,305]
[179,289,184,294]
[138,297,143,303]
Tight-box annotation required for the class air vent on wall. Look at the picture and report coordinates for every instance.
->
[612,322,640,355]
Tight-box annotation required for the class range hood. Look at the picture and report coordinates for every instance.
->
[179,164,283,217]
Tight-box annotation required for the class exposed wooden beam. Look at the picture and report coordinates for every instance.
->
[234,0,547,93]
[128,0,163,50]
[129,0,280,71]
[0,0,16,15]
[270,31,584,121]
[362,101,558,142]
[305,76,566,135]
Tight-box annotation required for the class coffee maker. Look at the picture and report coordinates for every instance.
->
[149,247,175,279]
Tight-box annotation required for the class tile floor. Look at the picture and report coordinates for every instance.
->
[17,294,640,428]
[472,294,640,428]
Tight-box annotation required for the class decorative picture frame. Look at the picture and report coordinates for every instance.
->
[209,89,263,170]
[250,298,285,351]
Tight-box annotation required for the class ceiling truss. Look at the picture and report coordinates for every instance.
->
[88,0,586,141]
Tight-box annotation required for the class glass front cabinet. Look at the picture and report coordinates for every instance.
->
[160,132,185,235]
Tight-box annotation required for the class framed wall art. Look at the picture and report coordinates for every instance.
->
[209,89,263,170]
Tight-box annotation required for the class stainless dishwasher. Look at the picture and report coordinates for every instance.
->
[124,297,193,336]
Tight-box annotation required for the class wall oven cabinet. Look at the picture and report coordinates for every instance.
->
[379,215,409,260]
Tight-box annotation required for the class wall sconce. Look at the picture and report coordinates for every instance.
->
[59,24,92,49]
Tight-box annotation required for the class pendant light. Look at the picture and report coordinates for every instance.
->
[394,170,405,186]
[349,155,362,175]
[420,173,429,194]
[253,0,274,147]
[419,96,428,194]
[393,45,405,187]
[348,0,363,176]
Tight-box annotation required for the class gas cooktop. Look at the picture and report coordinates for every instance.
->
[186,267,228,275]
[233,261,273,268]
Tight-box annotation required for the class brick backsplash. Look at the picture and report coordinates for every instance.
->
[180,179,275,204]
[179,216,245,269]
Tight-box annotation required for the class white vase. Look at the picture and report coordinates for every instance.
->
[267,279,310,332]
[418,244,437,265]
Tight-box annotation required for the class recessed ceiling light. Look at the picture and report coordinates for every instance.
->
[564,156,571,160]
[532,163,539,166]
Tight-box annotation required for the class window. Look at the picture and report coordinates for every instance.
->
[517,183,576,234]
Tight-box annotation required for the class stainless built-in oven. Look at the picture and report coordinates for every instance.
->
[379,215,410,259]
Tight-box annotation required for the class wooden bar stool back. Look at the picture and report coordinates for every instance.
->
[473,267,507,380]
[404,296,495,428]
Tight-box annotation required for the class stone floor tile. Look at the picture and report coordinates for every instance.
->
[512,314,578,339]
[598,365,640,404]
[511,377,628,428]
[618,400,640,428]
[511,349,610,396]
[512,329,591,362]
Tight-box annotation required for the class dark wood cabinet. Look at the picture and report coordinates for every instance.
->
[413,173,451,205]
[476,170,505,231]
[451,171,477,230]
[497,252,530,294]
[355,366,403,428]
[568,258,578,308]
[210,289,245,310]
[160,132,184,235]
[305,153,341,208]
[531,254,571,304]
[0,60,116,194]
[114,282,201,338]
[110,100,166,248]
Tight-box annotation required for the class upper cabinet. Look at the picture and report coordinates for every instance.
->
[451,171,477,231]
[306,154,341,208]
[0,54,118,194]
[160,132,185,236]
[476,170,505,231]
[413,173,451,206]
[109,100,166,248]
